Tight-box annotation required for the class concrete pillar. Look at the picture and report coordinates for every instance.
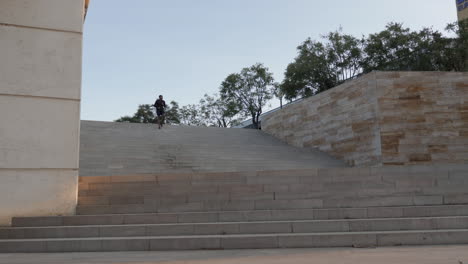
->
[0,0,84,226]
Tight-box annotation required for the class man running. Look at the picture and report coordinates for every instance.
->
[153,95,167,129]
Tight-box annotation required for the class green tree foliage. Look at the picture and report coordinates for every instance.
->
[325,29,363,81]
[281,29,362,100]
[199,94,244,127]
[165,101,181,125]
[282,22,467,100]
[444,20,468,71]
[115,104,154,123]
[362,23,450,72]
[179,104,205,126]
[115,102,181,124]
[220,63,275,129]
[272,83,284,108]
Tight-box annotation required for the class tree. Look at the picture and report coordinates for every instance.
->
[361,22,456,72]
[273,83,284,109]
[281,29,362,100]
[281,22,467,100]
[444,20,468,71]
[115,104,155,123]
[179,104,205,126]
[165,101,181,125]
[220,63,275,129]
[199,94,244,127]
[281,40,335,100]
[325,29,363,80]
[115,101,182,125]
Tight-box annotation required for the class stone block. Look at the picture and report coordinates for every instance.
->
[150,237,221,250]
[0,170,77,226]
[293,220,349,233]
[194,223,239,235]
[123,214,169,225]
[239,222,291,234]
[0,241,46,253]
[64,215,124,226]
[255,199,322,210]
[0,0,84,32]
[231,192,274,201]
[158,202,203,213]
[146,224,194,236]
[401,205,467,217]
[101,238,149,251]
[444,194,468,205]
[78,196,109,206]
[263,184,289,192]
[278,233,377,248]
[221,235,278,249]
[187,193,229,202]
[177,212,218,223]
[0,97,80,169]
[0,26,82,99]
[413,196,443,206]
[100,226,146,237]
[110,175,157,183]
[203,201,254,211]
[271,209,315,221]
[108,196,145,205]
[12,216,63,227]
[367,207,403,218]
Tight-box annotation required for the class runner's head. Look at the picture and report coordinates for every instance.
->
[159,95,163,100]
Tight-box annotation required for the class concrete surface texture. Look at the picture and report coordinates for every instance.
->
[0,0,84,226]
[2,166,468,252]
[79,121,346,176]
[262,71,468,167]
[1,246,468,264]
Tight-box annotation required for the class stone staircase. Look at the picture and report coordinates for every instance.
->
[1,166,468,252]
[79,121,346,176]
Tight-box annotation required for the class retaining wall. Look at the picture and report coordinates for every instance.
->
[262,71,468,166]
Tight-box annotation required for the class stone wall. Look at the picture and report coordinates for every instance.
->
[376,72,468,165]
[262,71,468,167]
[0,0,84,226]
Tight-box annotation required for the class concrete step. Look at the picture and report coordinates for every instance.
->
[1,229,468,252]
[75,194,465,215]
[77,191,468,206]
[77,169,468,196]
[2,216,468,239]
[79,121,347,176]
[79,166,462,185]
[12,205,468,227]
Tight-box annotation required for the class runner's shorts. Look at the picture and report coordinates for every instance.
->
[156,108,165,117]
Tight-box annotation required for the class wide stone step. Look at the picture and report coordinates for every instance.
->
[12,205,468,227]
[1,229,468,252]
[79,167,461,185]
[75,194,465,215]
[2,216,468,239]
[77,192,468,207]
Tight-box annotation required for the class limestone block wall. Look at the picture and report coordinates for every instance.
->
[0,0,84,226]
[376,72,468,165]
[262,71,468,167]
[263,74,381,166]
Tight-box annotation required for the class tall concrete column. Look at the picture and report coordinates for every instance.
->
[0,0,84,226]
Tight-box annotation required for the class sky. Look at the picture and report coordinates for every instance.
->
[81,0,459,121]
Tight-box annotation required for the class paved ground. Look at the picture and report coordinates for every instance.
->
[1,246,468,264]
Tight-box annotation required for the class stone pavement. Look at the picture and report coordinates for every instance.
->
[1,246,468,264]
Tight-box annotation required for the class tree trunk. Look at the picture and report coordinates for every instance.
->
[252,113,258,129]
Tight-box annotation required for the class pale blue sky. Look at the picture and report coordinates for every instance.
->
[81,0,459,121]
